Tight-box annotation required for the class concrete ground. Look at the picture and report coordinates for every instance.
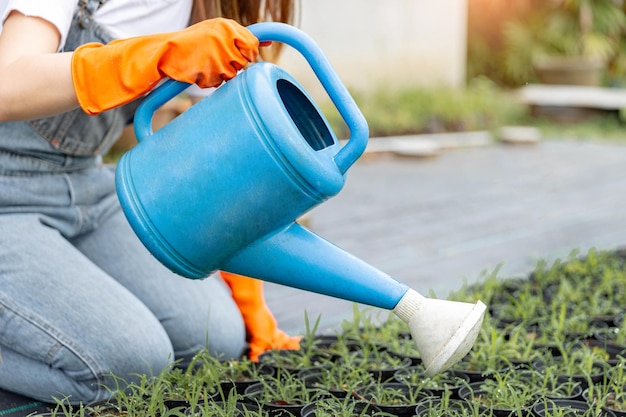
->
[265,135,626,334]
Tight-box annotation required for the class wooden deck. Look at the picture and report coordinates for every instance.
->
[265,137,626,334]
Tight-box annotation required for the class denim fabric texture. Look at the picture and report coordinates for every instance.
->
[0,0,245,404]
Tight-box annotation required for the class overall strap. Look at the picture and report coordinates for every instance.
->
[77,0,110,29]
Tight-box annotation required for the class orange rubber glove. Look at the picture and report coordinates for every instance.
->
[71,18,259,115]
[220,271,301,361]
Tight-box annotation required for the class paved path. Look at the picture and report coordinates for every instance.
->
[265,138,626,334]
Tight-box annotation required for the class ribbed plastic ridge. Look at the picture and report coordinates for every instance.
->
[393,288,425,323]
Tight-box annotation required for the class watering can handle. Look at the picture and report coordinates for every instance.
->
[133,22,369,174]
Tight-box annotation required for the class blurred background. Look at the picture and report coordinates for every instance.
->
[273,0,626,141]
[108,0,626,157]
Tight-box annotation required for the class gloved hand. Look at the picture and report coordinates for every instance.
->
[71,18,259,115]
[220,271,301,361]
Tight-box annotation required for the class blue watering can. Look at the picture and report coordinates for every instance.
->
[115,22,486,375]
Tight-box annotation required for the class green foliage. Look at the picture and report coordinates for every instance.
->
[394,365,468,394]
[305,397,382,417]
[468,0,626,87]
[43,248,626,417]
[470,371,537,410]
[246,373,323,406]
[302,366,375,395]
[321,78,528,139]
[356,382,428,407]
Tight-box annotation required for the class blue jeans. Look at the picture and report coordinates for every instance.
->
[0,165,245,404]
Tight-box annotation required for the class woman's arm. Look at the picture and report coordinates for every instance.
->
[0,11,79,121]
[0,12,259,121]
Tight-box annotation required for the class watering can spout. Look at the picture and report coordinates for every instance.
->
[222,223,486,375]
[393,289,486,376]
[221,223,408,310]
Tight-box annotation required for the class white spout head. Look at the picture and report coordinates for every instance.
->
[393,288,486,376]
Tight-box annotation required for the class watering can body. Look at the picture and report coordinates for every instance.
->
[117,62,343,279]
[115,22,406,309]
[115,22,486,375]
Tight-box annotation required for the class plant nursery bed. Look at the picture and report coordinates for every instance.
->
[36,248,626,417]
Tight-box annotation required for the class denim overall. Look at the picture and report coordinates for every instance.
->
[0,0,244,404]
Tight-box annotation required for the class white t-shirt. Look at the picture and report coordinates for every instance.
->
[0,0,193,48]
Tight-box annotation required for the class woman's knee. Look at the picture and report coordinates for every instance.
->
[171,302,246,364]
[162,278,246,364]
[103,330,175,382]
[0,329,174,406]
[80,323,174,402]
